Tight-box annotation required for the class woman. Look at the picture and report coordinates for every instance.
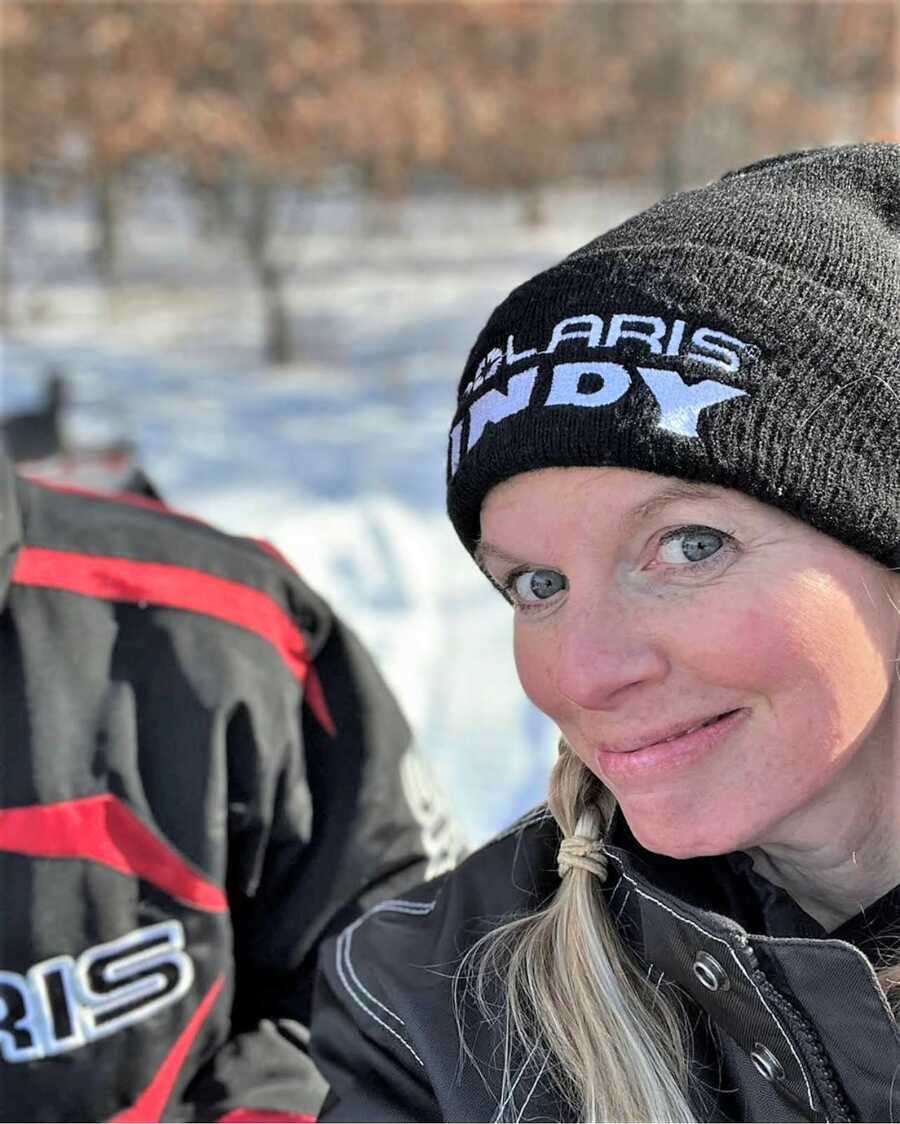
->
[311,142,900,1122]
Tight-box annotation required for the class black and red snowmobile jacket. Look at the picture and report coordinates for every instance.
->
[0,453,464,1122]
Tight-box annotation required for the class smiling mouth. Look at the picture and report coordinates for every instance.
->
[599,708,744,755]
[594,708,748,777]
[648,710,738,747]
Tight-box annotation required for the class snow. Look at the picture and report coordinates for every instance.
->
[1,180,652,844]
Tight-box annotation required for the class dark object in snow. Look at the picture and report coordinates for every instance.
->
[1,367,67,462]
[5,368,147,494]
[119,464,164,500]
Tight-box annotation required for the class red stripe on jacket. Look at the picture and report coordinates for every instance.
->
[11,546,335,733]
[0,794,227,911]
[111,975,226,1122]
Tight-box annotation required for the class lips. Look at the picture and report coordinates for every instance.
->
[598,709,742,755]
[594,708,748,783]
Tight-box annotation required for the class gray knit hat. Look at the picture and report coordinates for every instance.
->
[446,143,900,567]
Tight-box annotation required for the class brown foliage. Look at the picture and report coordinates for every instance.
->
[2,1,895,191]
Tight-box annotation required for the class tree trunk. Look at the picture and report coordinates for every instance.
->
[93,166,122,286]
[0,241,9,327]
[259,260,292,366]
[520,185,545,227]
[189,174,235,239]
[244,179,293,366]
[0,177,20,327]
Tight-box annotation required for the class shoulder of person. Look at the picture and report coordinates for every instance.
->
[313,808,563,1119]
[15,471,335,653]
[323,805,562,1004]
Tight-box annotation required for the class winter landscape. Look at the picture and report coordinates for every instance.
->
[3,181,655,844]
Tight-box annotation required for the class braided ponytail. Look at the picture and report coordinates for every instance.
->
[455,742,696,1122]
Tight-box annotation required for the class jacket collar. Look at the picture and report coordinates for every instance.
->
[606,805,900,951]
[0,454,23,606]
[602,808,900,1122]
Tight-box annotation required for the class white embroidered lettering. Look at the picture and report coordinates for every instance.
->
[664,318,687,356]
[637,367,748,437]
[688,328,750,374]
[466,368,538,454]
[506,334,537,366]
[28,956,86,1055]
[0,972,42,1062]
[545,315,605,354]
[546,362,631,408]
[605,314,666,355]
[464,347,504,397]
[452,308,756,472]
[399,752,467,880]
[76,921,193,1041]
[0,922,193,1062]
[448,421,464,476]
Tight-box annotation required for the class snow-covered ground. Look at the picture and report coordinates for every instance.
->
[1,179,652,843]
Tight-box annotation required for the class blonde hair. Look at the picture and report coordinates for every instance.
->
[456,742,696,1123]
[456,739,900,1122]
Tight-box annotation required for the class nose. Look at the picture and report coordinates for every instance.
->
[550,597,669,711]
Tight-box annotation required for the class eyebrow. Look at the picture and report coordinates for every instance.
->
[475,541,528,569]
[475,481,726,569]
[619,481,726,532]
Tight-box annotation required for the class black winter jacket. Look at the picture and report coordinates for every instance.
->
[312,807,900,1122]
[0,455,464,1122]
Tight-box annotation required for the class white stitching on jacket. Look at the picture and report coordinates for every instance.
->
[343,900,436,1024]
[333,898,437,1068]
[335,928,425,1066]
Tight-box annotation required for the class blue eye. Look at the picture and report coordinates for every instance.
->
[657,527,728,566]
[511,569,567,604]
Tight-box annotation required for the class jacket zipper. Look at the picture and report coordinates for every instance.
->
[751,968,856,1123]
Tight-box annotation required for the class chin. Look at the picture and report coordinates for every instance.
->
[624,807,759,861]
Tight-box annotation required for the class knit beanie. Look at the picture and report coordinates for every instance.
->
[446,143,900,567]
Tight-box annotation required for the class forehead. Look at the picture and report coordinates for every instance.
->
[482,467,741,528]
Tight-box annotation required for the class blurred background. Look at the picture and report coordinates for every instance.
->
[2,0,898,843]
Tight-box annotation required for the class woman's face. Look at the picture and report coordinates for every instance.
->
[478,467,900,859]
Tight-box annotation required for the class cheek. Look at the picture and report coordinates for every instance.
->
[769,573,894,744]
[703,576,894,763]
[685,597,801,690]
[513,625,560,717]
